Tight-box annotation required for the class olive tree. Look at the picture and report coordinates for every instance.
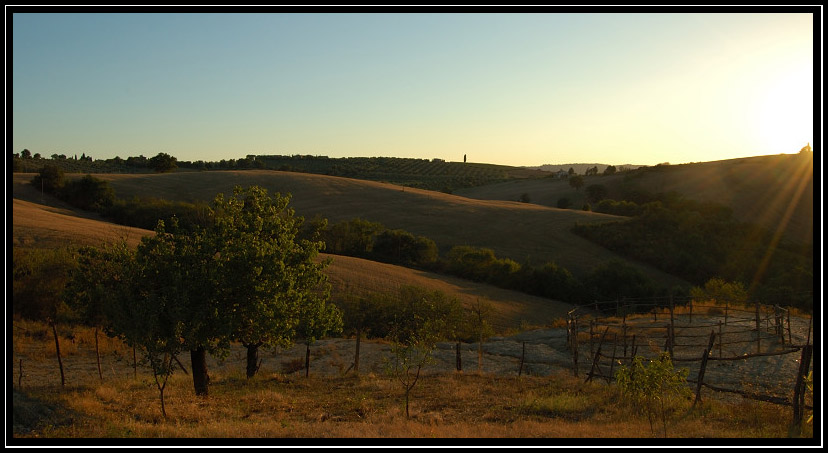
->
[211,186,336,379]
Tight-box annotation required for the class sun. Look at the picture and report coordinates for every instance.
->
[752,66,814,155]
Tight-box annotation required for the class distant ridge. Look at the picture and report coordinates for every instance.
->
[524,163,645,174]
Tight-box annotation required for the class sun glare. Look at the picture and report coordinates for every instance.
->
[753,67,814,154]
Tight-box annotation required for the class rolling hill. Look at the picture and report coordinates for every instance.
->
[458,153,814,246]
[11,188,576,332]
[12,170,687,287]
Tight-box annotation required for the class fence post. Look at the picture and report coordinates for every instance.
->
[572,319,579,378]
[589,320,595,356]
[622,321,628,358]
[689,299,693,324]
[608,333,618,384]
[806,315,812,346]
[586,327,609,383]
[724,302,729,326]
[693,331,717,406]
[456,342,462,372]
[787,310,792,345]
[718,320,723,358]
[519,342,525,377]
[792,344,813,430]
[669,295,675,332]
[664,323,674,359]
[755,300,761,354]
[630,335,637,364]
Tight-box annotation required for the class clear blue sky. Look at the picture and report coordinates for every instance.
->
[12,11,816,167]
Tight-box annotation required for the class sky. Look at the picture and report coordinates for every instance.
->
[11,11,817,167]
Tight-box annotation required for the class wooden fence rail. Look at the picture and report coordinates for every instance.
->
[568,297,813,431]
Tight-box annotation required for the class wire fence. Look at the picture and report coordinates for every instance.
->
[563,294,814,427]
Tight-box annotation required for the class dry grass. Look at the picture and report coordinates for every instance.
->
[10,320,813,441]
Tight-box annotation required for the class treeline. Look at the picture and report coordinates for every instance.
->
[13,151,522,193]
[315,218,673,305]
[31,165,213,233]
[255,155,516,193]
[573,190,813,310]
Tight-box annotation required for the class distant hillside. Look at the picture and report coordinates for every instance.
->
[12,171,688,289]
[461,153,813,245]
[524,163,644,174]
[251,155,549,192]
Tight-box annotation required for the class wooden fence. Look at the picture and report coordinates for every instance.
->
[565,296,814,428]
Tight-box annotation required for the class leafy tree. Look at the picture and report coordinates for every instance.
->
[336,293,392,374]
[585,184,608,204]
[568,167,575,176]
[689,277,747,306]
[96,237,187,417]
[584,259,658,303]
[385,286,461,418]
[60,175,116,211]
[603,165,617,175]
[585,166,599,176]
[615,353,691,438]
[372,229,438,267]
[148,152,177,173]
[322,218,384,257]
[64,243,131,381]
[210,186,336,379]
[130,218,226,396]
[31,164,65,193]
[21,149,32,159]
[460,298,495,373]
[569,175,584,191]
[296,296,343,378]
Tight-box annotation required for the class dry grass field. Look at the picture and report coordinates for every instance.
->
[12,170,688,287]
[9,319,808,441]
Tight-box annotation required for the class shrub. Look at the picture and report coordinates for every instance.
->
[615,353,691,438]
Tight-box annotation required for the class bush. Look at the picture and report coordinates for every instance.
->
[557,197,572,209]
[615,353,691,437]
[59,175,116,211]
[595,199,642,217]
[372,229,438,267]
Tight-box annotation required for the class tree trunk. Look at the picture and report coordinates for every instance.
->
[191,346,209,396]
[51,322,65,388]
[245,343,262,379]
